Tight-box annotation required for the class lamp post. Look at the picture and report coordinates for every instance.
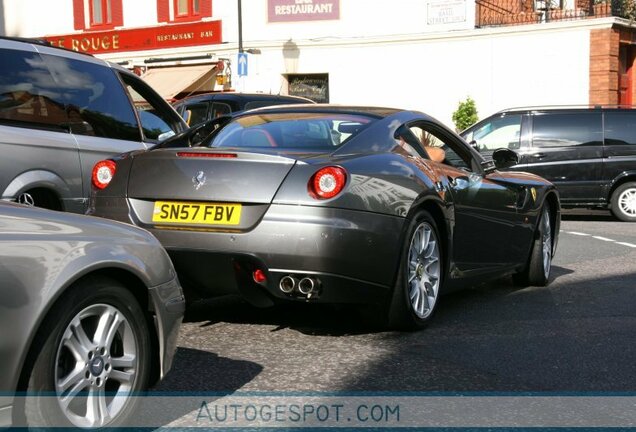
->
[238,0,244,53]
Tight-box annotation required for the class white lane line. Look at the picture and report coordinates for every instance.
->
[563,231,636,250]
[592,236,615,242]
[615,242,636,248]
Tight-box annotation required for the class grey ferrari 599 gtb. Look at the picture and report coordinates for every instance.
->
[90,105,560,329]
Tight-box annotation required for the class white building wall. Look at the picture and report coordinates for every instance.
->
[0,0,73,37]
[123,0,158,28]
[237,23,590,127]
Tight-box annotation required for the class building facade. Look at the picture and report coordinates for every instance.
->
[0,0,634,127]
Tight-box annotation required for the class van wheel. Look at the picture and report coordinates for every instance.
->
[610,182,636,222]
[513,205,552,287]
[387,211,443,330]
[24,278,150,428]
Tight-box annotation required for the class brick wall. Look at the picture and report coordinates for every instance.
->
[589,28,620,105]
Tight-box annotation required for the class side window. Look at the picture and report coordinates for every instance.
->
[469,114,522,151]
[532,113,602,148]
[121,74,183,142]
[403,124,473,171]
[211,102,232,117]
[43,55,141,141]
[604,111,636,146]
[0,49,69,131]
[184,102,209,126]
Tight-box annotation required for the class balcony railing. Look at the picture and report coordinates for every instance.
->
[476,0,633,27]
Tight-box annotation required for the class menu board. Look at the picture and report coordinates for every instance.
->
[288,74,329,103]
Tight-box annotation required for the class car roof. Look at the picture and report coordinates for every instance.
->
[496,105,636,114]
[175,92,314,104]
[231,103,403,118]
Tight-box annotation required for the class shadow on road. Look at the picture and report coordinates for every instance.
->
[185,295,381,336]
[139,347,262,427]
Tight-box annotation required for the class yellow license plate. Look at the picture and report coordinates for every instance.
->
[152,201,241,225]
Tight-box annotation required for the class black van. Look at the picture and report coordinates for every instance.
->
[461,107,636,222]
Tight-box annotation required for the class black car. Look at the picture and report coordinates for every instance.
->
[90,105,560,329]
[173,92,314,127]
[461,106,636,222]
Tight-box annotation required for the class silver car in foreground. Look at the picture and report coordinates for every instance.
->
[0,202,184,428]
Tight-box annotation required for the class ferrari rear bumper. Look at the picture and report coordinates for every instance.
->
[98,201,405,306]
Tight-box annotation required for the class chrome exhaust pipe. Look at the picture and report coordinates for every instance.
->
[298,277,317,295]
[279,275,297,294]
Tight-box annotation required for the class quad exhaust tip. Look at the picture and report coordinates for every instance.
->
[279,275,297,293]
[279,275,321,297]
[298,277,317,295]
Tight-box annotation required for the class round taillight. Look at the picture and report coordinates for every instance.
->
[92,160,116,190]
[309,166,347,199]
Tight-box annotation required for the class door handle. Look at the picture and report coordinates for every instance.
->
[532,152,546,159]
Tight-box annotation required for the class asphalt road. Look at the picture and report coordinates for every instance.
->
[148,209,636,426]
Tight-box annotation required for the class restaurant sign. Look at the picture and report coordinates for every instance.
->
[44,20,222,55]
[268,0,339,22]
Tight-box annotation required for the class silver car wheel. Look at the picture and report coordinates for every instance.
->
[541,206,552,279]
[407,222,441,319]
[618,187,636,217]
[54,304,138,428]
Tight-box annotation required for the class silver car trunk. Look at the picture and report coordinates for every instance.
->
[128,148,297,203]
[126,148,298,231]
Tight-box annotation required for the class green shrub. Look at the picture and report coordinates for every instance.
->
[452,97,478,132]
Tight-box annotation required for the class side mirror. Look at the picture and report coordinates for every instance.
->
[469,139,479,150]
[492,148,519,170]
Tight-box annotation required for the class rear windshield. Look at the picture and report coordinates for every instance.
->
[209,113,374,150]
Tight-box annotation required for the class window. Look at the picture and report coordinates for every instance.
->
[0,49,69,131]
[122,75,181,142]
[468,114,522,151]
[175,0,199,17]
[400,124,473,171]
[91,0,112,26]
[157,0,211,22]
[532,113,602,148]
[211,113,372,150]
[73,0,123,30]
[44,55,141,141]
[604,111,636,146]
[183,102,209,126]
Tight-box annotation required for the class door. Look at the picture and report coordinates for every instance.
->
[402,123,522,270]
[602,110,636,201]
[522,112,603,205]
[619,45,635,105]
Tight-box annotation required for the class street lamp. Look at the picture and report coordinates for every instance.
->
[238,0,243,53]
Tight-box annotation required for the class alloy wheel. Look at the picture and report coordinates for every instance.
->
[407,222,441,319]
[54,304,138,428]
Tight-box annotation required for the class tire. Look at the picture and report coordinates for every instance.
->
[513,205,552,287]
[610,182,636,222]
[387,211,443,330]
[24,277,151,428]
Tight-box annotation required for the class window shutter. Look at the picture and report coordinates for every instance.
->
[73,0,86,30]
[201,0,212,18]
[157,0,170,22]
[112,0,124,26]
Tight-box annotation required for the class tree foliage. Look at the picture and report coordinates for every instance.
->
[452,97,479,132]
